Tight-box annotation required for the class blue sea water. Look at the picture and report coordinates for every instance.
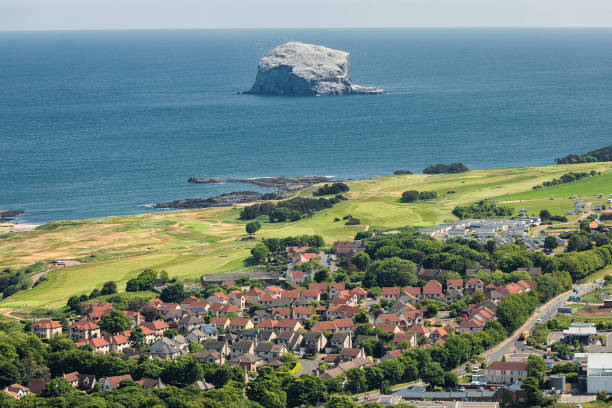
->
[1,28,612,224]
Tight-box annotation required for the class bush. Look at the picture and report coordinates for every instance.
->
[394,169,413,175]
[401,190,419,202]
[246,220,261,234]
[419,191,438,200]
[423,163,469,174]
[313,182,349,196]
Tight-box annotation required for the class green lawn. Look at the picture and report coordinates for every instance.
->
[2,161,612,311]
[495,171,612,201]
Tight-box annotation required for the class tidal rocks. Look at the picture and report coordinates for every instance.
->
[187,177,222,184]
[154,191,281,210]
[0,209,24,223]
[227,176,331,190]
[245,42,384,96]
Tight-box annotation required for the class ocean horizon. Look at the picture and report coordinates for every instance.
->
[2,28,612,224]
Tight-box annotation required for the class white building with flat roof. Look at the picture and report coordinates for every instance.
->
[587,353,612,394]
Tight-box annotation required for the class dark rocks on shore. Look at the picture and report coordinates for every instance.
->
[0,209,24,223]
[154,191,283,209]
[188,177,222,184]
[227,176,331,190]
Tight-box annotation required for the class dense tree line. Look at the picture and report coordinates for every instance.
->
[240,196,345,221]
[555,145,612,164]
[423,163,469,174]
[452,200,513,219]
[400,191,438,203]
[532,170,597,189]
[313,182,350,196]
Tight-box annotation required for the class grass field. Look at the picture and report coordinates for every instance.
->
[2,162,612,311]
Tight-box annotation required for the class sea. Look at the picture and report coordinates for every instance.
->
[1,28,612,224]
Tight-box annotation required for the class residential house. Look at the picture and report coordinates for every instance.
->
[325,332,352,354]
[178,316,206,333]
[382,287,401,301]
[275,319,303,332]
[301,331,327,354]
[31,320,62,339]
[465,278,485,295]
[254,343,287,361]
[422,280,443,301]
[271,307,292,320]
[446,279,464,292]
[2,384,31,400]
[293,306,314,321]
[332,241,365,265]
[230,353,263,372]
[62,372,96,392]
[140,320,169,337]
[123,311,144,326]
[210,317,230,332]
[329,283,345,298]
[229,340,255,358]
[392,332,416,348]
[276,331,303,352]
[99,375,133,392]
[70,321,100,342]
[80,337,110,354]
[485,361,528,384]
[105,334,130,353]
[228,317,254,332]
[339,348,366,361]
[206,292,228,304]
[429,327,448,342]
[150,337,183,360]
[228,291,245,308]
[203,340,230,359]
[194,350,224,365]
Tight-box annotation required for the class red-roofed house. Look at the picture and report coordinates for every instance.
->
[140,320,169,337]
[210,317,230,331]
[228,317,254,331]
[287,269,308,284]
[105,334,130,353]
[206,292,228,304]
[272,307,292,320]
[382,287,401,301]
[446,279,464,291]
[31,320,62,339]
[465,278,485,295]
[70,320,100,341]
[422,280,443,300]
[429,327,448,342]
[275,319,303,332]
[228,290,246,308]
[293,306,314,321]
[99,374,133,391]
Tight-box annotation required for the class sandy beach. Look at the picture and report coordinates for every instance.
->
[0,223,39,233]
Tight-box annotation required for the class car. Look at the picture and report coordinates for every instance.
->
[576,405,582,408]
[459,387,466,392]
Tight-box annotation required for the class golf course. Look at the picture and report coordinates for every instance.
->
[2,161,612,311]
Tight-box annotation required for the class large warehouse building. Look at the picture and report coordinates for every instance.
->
[586,353,612,394]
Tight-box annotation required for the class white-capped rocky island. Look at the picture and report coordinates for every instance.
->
[245,42,384,96]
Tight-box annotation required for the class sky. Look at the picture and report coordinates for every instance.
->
[2,0,612,31]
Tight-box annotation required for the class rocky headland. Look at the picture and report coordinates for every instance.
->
[244,42,384,96]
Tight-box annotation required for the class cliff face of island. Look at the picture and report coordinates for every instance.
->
[245,42,384,96]
[0,209,24,223]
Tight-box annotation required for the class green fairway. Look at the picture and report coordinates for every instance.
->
[2,161,612,311]
[495,171,612,200]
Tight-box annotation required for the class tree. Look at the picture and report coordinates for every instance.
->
[246,372,286,408]
[164,329,177,339]
[401,190,419,203]
[539,209,551,221]
[326,395,360,408]
[421,362,445,387]
[522,376,543,405]
[379,358,404,385]
[364,257,417,287]
[286,375,327,407]
[42,378,73,397]
[352,252,371,270]
[544,236,559,251]
[98,310,131,334]
[424,300,440,318]
[444,371,459,388]
[527,355,546,382]
[250,243,270,263]
[364,365,384,390]
[246,221,261,234]
[449,300,467,317]
[100,281,117,296]
[160,283,187,303]
[160,357,204,387]
[314,268,330,283]
[0,361,22,388]
[345,367,367,393]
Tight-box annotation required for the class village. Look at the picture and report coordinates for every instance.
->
[15,238,548,405]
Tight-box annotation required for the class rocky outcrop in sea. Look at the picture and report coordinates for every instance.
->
[245,42,384,96]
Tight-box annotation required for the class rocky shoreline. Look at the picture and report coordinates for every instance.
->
[227,176,330,190]
[154,191,282,209]
[0,209,24,223]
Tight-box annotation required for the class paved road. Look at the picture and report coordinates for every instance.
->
[482,279,603,364]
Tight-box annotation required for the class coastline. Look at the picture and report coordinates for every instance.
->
[0,223,39,233]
